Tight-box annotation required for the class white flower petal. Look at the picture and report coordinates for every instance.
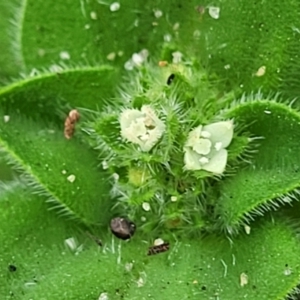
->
[202,149,228,174]
[130,118,147,136]
[201,130,211,138]
[203,120,233,148]
[184,148,202,170]
[140,127,164,151]
[120,106,165,151]
[185,125,202,147]
[120,109,143,128]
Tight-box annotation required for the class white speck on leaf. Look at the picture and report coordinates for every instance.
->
[67,174,76,183]
[193,30,201,38]
[154,238,164,246]
[264,110,271,114]
[37,48,45,57]
[255,66,266,77]
[4,115,10,123]
[98,292,109,300]
[125,262,133,272]
[112,173,119,181]
[106,52,116,61]
[64,237,77,251]
[173,22,180,30]
[240,273,248,286]
[154,9,163,18]
[102,161,109,170]
[61,169,67,175]
[244,225,251,234]
[59,51,70,60]
[110,2,120,12]
[90,11,97,19]
[284,267,292,276]
[137,272,147,287]
[164,34,172,42]
[24,282,37,287]
[171,196,177,202]
[124,60,134,70]
[132,53,144,66]
[124,49,149,70]
[142,202,151,211]
[208,6,220,19]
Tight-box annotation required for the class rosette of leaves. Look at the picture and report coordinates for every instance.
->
[84,62,258,236]
[2,1,300,299]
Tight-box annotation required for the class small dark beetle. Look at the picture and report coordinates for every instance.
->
[110,217,136,240]
[167,74,175,85]
[8,264,17,272]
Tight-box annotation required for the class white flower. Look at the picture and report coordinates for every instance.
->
[183,120,234,174]
[120,105,165,151]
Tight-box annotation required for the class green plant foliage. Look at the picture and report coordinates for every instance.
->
[84,62,247,236]
[2,0,300,299]
[0,0,25,83]
[0,66,118,117]
[0,112,111,226]
[214,100,300,234]
[198,0,300,97]
[21,0,202,71]
[1,182,300,299]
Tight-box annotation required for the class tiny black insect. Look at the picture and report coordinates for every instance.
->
[8,264,17,272]
[147,242,170,255]
[167,74,175,85]
[110,217,136,240]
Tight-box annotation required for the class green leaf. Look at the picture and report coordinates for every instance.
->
[20,0,203,70]
[0,0,25,82]
[215,100,300,233]
[1,185,299,300]
[0,66,118,116]
[0,112,112,226]
[198,0,300,96]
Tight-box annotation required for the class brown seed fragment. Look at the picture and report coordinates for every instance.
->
[158,61,168,67]
[110,217,136,240]
[64,109,80,139]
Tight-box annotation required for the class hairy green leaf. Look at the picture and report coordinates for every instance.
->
[1,185,299,300]
[198,0,300,96]
[21,0,203,70]
[0,0,25,83]
[215,100,300,233]
[0,112,112,226]
[0,66,118,118]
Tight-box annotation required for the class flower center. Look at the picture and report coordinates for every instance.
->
[193,138,212,155]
